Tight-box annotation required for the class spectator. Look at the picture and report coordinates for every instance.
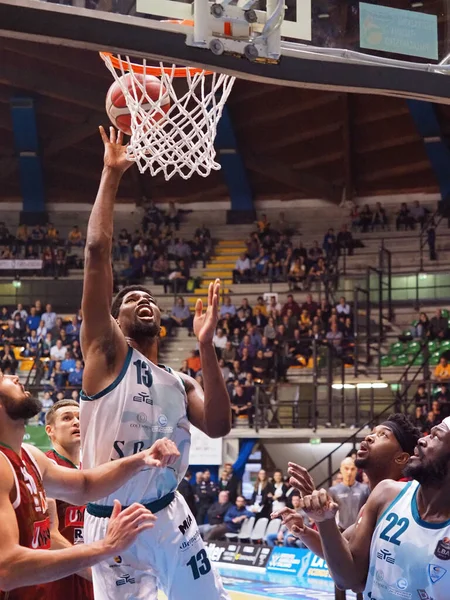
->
[179,359,195,378]
[196,469,219,525]
[38,391,54,426]
[424,409,438,433]
[359,204,372,232]
[308,240,323,263]
[254,296,268,317]
[68,359,84,386]
[322,228,336,259]
[250,469,274,519]
[288,257,306,289]
[25,307,40,331]
[50,339,67,362]
[217,467,239,504]
[20,342,35,358]
[252,349,270,382]
[306,257,326,289]
[328,457,370,531]
[230,384,254,426]
[396,202,414,230]
[266,296,282,316]
[186,350,201,375]
[65,315,81,343]
[410,200,428,228]
[178,470,197,517]
[0,342,18,374]
[220,296,236,318]
[41,332,53,358]
[198,490,232,538]
[429,309,449,340]
[27,329,40,353]
[349,204,360,230]
[271,469,288,513]
[239,335,256,359]
[414,383,429,409]
[218,358,231,380]
[222,341,236,366]
[36,319,47,342]
[166,259,189,294]
[170,297,193,334]
[12,313,26,341]
[252,307,267,329]
[124,250,146,284]
[152,254,169,284]
[434,357,450,382]
[67,225,83,247]
[336,224,354,256]
[12,303,27,320]
[409,405,427,432]
[266,495,310,548]
[165,201,180,230]
[41,303,57,330]
[256,214,271,237]
[233,253,251,283]
[238,298,253,320]
[413,312,429,339]
[118,228,132,260]
[336,296,351,316]
[281,294,301,318]
[372,202,387,229]
[205,496,253,541]
[431,399,443,425]
[0,307,9,322]
[213,328,228,355]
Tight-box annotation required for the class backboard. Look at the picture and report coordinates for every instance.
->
[1,0,450,103]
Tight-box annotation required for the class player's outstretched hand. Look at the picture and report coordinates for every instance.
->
[300,489,338,523]
[287,462,315,496]
[144,437,180,468]
[103,500,157,554]
[99,125,134,174]
[193,279,220,344]
[271,506,307,537]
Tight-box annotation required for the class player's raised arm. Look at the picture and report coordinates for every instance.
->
[179,279,232,438]
[81,126,133,361]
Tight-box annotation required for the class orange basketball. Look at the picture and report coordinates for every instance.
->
[105,73,170,135]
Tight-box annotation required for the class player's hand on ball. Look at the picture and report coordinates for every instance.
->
[144,437,180,468]
[104,500,157,554]
[271,507,307,537]
[300,489,338,523]
[194,279,220,344]
[287,462,316,496]
[99,126,133,174]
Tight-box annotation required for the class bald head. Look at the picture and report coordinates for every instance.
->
[340,457,357,486]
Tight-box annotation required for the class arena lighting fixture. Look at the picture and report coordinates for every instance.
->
[356,382,389,389]
[410,1,424,7]
[331,383,356,390]
[12,276,21,288]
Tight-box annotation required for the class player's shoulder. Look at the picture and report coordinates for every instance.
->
[368,479,407,515]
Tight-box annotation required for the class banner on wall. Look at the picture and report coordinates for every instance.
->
[189,426,222,465]
[267,547,332,581]
[0,260,43,270]
[23,426,52,451]
[204,541,272,569]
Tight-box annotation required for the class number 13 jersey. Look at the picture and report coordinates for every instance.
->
[365,480,450,600]
[80,346,191,507]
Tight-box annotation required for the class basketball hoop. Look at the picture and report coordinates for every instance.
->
[100,24,235,181]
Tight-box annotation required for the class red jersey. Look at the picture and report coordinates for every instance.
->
[38,449,94,600]
[0,443,50,600]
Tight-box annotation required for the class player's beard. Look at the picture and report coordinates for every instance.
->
[1,393,42,421]
[354,456,369,469]
[403,453,449,486]
[130,316,161,340]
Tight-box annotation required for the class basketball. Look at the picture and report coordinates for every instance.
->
[105,72,170,135]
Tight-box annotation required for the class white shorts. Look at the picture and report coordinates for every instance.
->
[84,492,230,600]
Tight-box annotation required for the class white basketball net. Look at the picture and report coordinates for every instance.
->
[102,54,236,181]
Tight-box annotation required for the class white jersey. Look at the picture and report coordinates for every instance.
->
[80,346,190,507]
[365,480,450,600]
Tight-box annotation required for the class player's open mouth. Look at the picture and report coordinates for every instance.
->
[72,430,80,436]
[137,305,154,319]
[357,442,369,456]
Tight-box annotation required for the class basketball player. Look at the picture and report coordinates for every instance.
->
[0,371,179,597]
[272,413,420,559]
[79,126,231,599]
[41,399,94,599]
[294,417,450,598]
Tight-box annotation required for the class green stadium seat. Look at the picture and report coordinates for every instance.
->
[411,320,419,327]
[407,341,421,354]
[430,352,441,366]
[389,342,405,356]
[412,354,424,366]
[380,355,393,367]
[441,309,449,319]
[427,340,439,353]
[440,340,450,352]
[394,354,409,367]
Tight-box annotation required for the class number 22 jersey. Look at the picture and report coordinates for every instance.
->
[365,480,450,600]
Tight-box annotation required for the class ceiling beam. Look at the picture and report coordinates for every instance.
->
[292,151,343,171]
[361,160,431,182]
[245,154,341,203]
[341,94,354,202]
[0,50,105,110]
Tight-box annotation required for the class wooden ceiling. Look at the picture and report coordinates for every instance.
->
[0,36,443,204]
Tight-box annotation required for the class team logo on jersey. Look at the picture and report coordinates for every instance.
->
[133,392,153,405]
[397,578,408,591]
[377,548,395,564]
[158,414,168,427]
[417,590,435,600]
[114,556,122,564]
[65,505,85,528]
[434,538,450,560]
[137,413,148,424]
[428,564,447,584]
[31,517,51,550]
[115,574,136,586]
[74,528,84,544]
[178,514,193,535]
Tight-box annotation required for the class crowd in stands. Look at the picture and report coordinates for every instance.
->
[115,200,211,292]
[178,291,354,426]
